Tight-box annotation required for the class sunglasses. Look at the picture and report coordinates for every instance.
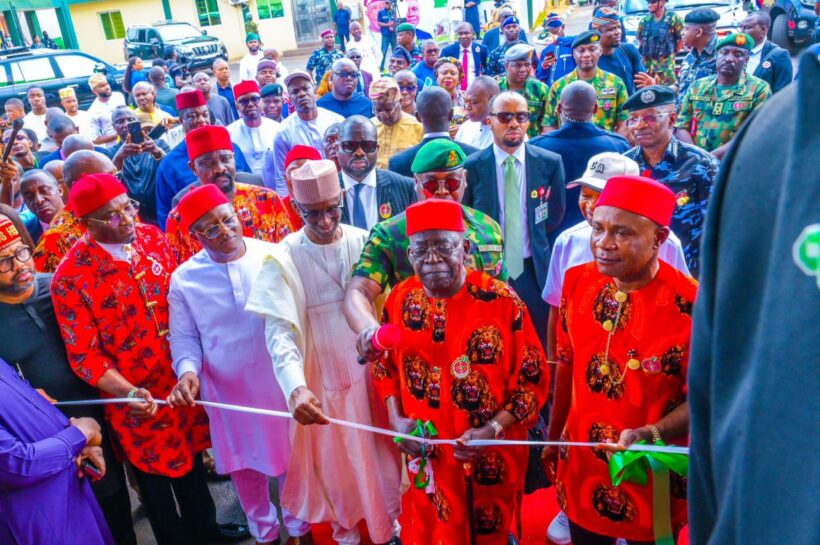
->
[489,112,530,124]
[334,70,360,79]
[340,140,378,153]
[193,213,239,240]
[237,95,261,106]
[420,177,462,194]
[399,84,417,92]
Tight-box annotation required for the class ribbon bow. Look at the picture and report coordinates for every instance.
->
[395,420,438,489]
[608,440,689,545]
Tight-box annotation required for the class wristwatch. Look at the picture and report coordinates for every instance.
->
[487,419,505,440]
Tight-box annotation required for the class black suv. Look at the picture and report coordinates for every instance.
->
[767,0,817,52]
[0,47,124,110]
[124,21,228,72]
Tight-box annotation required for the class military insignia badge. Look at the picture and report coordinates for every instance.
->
[447,150,458,167]
[762,61,771,69]
[590,34,599,42]
[451,355,471,379]
[733,101,743,111]
[640,89,655,104]
[530,190,538,199]
[380,202,392,219]
[735,34,746,46]
[675,190,689,206]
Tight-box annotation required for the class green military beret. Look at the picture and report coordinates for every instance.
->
[411,139,467,174]
[716,32,754,52]
[623,85,676,111]
[572,30,601,49]
[396,23,416,33]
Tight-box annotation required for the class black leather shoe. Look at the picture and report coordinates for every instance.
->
[206,522,250,543]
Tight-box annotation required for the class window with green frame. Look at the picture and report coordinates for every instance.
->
[258,0,285,19]
[99,10,125,40]
[195,0,222,26]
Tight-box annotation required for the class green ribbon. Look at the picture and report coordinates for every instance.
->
[394,420,438,489]
[608,441,689,545]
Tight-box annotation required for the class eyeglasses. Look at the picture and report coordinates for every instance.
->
[237,95,261,106]
[0,245,32,273]
[334,70,360,79]
[340,140,378,153]
[296,199,344,222]
[193,213,239,239]
[2,133,28,145]
[489,112,530,124]
[409,242,460,260]
[348,55,362,60]
[420,177,462,194]
[399,84,417,92]
[86,199,140,228]
[626,112,670,127]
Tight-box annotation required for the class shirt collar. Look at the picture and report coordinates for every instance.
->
[424,132,451,139]
[493,143,525,167]
[341,168,377,189]
[751,41,765,55]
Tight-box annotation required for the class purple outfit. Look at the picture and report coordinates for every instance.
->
[0,357,114,545]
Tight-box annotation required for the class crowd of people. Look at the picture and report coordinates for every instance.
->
[0,2,816,545]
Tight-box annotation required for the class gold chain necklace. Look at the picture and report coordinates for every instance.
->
[598,289,640,386]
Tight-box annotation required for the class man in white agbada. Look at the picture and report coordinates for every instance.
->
[227,80,281,180]
[246,160,403,545]
[166,183,312,545]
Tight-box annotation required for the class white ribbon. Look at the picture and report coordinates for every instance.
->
[55,398,689,455]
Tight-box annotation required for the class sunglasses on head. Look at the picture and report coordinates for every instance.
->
[489,112,529,124]
[340,140,378,153]
[420,177,462,194]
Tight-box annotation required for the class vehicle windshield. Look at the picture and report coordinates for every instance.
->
[623,0,737,14]
[156,24,201,41]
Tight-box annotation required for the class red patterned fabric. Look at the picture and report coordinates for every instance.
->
[555,261,696,541]
[33,207,86,273]
[373,270,549,545]
[165,183,293,263]
[51,223,210,477]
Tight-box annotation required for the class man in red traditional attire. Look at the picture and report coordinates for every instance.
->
[164,125,293,262]
[361,199,550,545]
[50,173,250,545]
[544,175,695,545]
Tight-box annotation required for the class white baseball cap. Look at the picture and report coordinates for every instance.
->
[567,152,640,192]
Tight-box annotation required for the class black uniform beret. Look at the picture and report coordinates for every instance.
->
[685,8,720,24]
[623,85,676,111]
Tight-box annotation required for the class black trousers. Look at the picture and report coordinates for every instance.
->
[569,520,655,545]
[379,33,397,71]
[131,454,218,545]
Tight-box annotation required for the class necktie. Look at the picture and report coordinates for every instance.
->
[461,48,469,90]
[352,183,368,230]
[504,155,523,279]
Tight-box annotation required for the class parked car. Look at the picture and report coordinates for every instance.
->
[0,47,125,111]
[767,0,817,52]
[123,21,228,72]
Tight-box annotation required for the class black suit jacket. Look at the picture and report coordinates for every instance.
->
[339,168,417,227]
[440,42,488,77]
[463,144,565,289]
[753,41,793,93]
[388,136,479,178]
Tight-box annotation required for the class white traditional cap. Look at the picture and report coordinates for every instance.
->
[291,159,341,204]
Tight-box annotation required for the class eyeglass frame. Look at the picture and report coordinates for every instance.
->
[625,112,671,127]
[295,196,345,223]
[192,213,240,240]
[85,198,140,228]
[339,140,378,154]
[488,111,530,124]
[408,241,461,261]
[0,245,32,273]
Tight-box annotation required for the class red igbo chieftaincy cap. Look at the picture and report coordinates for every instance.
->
[405,199,465,237]
[70,173,128,218]
[233,80,260,100]
[596,175,676,227]
[177,184,230,230]
[0,216,21,252]
[186,125,233,162]
[285,145,322,169]
[175,89,206,111]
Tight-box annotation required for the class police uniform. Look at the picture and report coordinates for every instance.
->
[498,44,550,137]
[396,23,424,67]
[306,46,344,82]
[675,33,772,152]
[676,9,721,105]
[485,17,523,76]
[637,8,684,86]
[544,32,629,132]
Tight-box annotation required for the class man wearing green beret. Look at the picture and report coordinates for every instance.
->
[675,33,771,158]
[396,22,423,68]
[343,138,506,339]
[240,32,264,81]
[307,28,345,82]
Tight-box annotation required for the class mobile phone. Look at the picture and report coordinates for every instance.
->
[127,120,144,144]
[82,459,104,480]
[147,124,167,140]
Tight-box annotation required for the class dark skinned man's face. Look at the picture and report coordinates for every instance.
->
[82,193,138,245]
[389,56,410,75]
[21,175,64,225]
[338,124,378,179]
[298,195,343,244]
[323,34,336,49]
[506,59,531,86]
[93,82,113,99]
[191,203,245,260]
[3,130,32,156]
[373,97,401,125]
[682,24,702,48]
[423,44,440,67]
[573,43,601,71]
[61,96,79,115]
[351,25,362,39]
[263,95,284,119]
[599,22,621,48]
[27,89,46,113]
[191,150,236,195]
[488,96,530,149]
[397,30,414,48]
[247,39,260,53]
[458,26,474,48]
[502,23,520,42]
[112,109,137,140]
[413,169,466,202]
[181,105,210,133]
[627,106,675,150]
[256,68,277,87]
[332,64,358,98]
[408,230,469,295]
[463,87,491,122]
[0,238,35,295]
[396,75,417,110]
[214,62,231,83]
[322,128,341,163]
[287,78,317,115]
[578,185,600,224]
[51,126,78,150]
[237,92,262,122]
[193,74,211,94]
[739,17,767,45]
[590,206,667,282]
[133,86,155,111]
[716,45,748,80]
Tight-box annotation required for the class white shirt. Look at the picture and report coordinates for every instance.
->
[227,116,282,178]
[239,51,264,81]
[87,92,126,148]
[493,143,531,258]
[67,110,95,141]
[23,111,47,142]
[459,44,477,88]
[342,169,378,230]
[456,119,493,149]
[268,107,345,195]
[541,220,691,306]
[745,41,766,75]
[350,34,382,77]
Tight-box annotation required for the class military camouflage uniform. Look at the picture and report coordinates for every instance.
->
[544,68,629,132]
[498,76,549,137]
[485,42,521,77]
[404,45,423,68]
[306,46,344,81]
[352,205,507,289]
[676,36,718,107]
[675,72,771,152]
[624,138,719,276]
[637,10,684,86]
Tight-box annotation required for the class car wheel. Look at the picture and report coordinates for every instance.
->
[771,13,795,54]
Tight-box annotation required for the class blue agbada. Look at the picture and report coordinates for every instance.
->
[0,357,114,545]
[155,139,252,231]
